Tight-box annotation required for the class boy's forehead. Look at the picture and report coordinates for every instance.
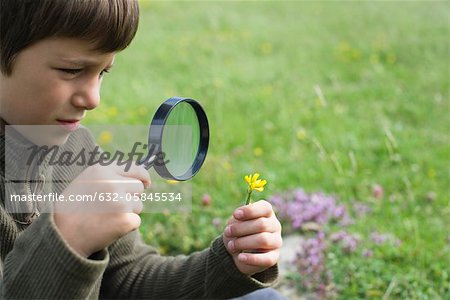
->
[44,38,115,65]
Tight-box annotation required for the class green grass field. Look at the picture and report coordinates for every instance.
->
[86,1,449,298]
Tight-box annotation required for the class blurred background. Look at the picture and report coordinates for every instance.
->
[85,1,449,299]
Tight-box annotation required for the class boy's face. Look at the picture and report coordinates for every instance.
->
[0,37,115,131]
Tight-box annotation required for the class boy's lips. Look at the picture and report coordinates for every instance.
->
[57,119,81,132]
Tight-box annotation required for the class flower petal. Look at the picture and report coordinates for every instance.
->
[252,173,260,182]
[253,179,267,188]
[254,187,264,192]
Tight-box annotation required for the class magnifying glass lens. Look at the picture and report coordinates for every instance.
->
[162,102,200,178]
[147,97,209,181]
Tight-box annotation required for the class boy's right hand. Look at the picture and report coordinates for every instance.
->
[53,164,150,258]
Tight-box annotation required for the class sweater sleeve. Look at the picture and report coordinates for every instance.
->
[100,230,278,299]
[0,210,109,299]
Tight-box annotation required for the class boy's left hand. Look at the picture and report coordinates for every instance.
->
[222,200,282,276]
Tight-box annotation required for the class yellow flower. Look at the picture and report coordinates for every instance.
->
[245,173,267,192]
[244,173,267,205]
[253,147,263,157]
[222,161,232,171]
[260,42,273,55]
[107,106,118,118]
[387,53,397,64]
[139,106,149,116]
[213,77,223,88]
[296,128,307,141]
[98,131,113,145]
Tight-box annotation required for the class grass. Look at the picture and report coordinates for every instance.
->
[85,1,449,298]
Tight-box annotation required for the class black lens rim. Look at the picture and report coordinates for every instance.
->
[147,97,209,181]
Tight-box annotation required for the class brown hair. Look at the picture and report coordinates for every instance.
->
[0,0,139,75]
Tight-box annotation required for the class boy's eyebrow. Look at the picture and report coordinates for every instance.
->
[58,57,114,68]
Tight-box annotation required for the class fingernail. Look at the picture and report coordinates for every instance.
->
[238,253,247,262]
[227,240,235,252]
[225,226,232,237]
[235,209,244,219]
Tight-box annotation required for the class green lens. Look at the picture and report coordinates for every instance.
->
[161,102,200,177]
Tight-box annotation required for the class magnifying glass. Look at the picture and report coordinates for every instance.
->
[139,97,209,181]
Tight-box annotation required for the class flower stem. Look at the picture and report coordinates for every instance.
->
[245,190,253,205]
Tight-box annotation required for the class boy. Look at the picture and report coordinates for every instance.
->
[0,0,283,299]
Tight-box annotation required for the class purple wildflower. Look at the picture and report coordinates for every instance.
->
[333,205,346,219]
[362,249,374,258]
[341,234,359,253]
[330,231,348,243]
[370,232,389,245]
[329,231,360,253]
[295,232,331,294]
[269,189,353,231]
[338,214,355,226]
[268,188,355,297]
[372,184,384,199]
[212,218,222,228]
[269,195,288,219]
[201,194,212,206]
[370,231,400,246]
[353,202,372,218]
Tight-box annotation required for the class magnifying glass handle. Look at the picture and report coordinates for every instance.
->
[138,153,156,170]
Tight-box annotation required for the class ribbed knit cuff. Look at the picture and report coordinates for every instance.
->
[205,235,279,299]
[2,212,109,299]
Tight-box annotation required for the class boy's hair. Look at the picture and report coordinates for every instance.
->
[0,0,139,75]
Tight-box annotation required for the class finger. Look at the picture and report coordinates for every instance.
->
[118,163,151,188]
[233,200,273,221]
[227,232,282,253]
[226,216,239,226]
[119,178,147,194]
[125,212,142,230]
[237,250,280,268]
[127,194,143,214]
[95,192,142,214]
[223,218,239,245]
[224,216,281,238]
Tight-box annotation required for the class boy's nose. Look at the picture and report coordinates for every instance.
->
[72,81,100,110]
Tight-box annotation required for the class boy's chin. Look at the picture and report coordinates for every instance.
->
[9,125,73,146]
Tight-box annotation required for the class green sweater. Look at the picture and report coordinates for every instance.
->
[0,124,278,299]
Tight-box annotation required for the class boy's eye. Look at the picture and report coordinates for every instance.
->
[99,69,110,77]
[58,68,83,75]
[57,68,110,77]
